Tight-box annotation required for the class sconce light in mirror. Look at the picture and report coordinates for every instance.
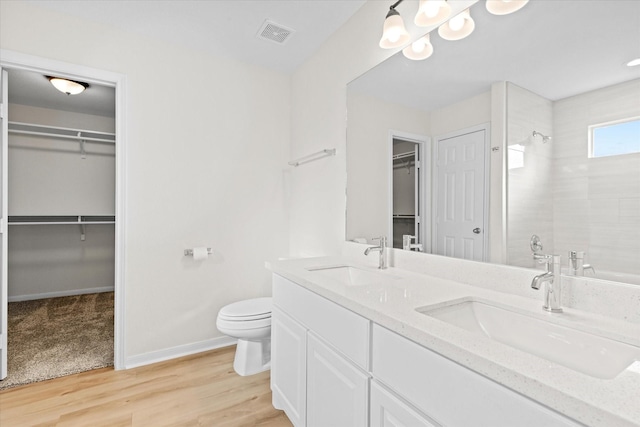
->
[47,76,89,95]
[403,34,434,60]
[415,0,452,27]
[486,0,529,15]
[438,9,475,41]
[379,6,411,49]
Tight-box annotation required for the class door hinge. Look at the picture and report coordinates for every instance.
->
[0,103,5,120]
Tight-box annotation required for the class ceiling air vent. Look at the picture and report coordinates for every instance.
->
[257,20,295,45]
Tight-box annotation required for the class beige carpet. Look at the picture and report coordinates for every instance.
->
[0,292,114,391]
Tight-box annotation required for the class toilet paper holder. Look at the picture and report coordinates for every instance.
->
[184,248,213,256]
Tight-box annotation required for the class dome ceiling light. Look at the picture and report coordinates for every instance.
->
[47,76,89,95]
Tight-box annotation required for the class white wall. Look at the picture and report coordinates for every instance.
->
[1,1,290,363]
[553,79,640,275]
[346,91,430,243]
[506,83,554,268]
[7,103,116,300]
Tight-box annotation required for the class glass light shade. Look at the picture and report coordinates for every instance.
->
[486,0,529,15]
[49,77,87,95]
[438,9,475,41]
[379,9,410,49]
[402,34,434,60]
[626,58,640,67]
[414,0,452,27]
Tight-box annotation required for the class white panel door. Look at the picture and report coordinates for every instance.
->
[307,332,369,427]
[271,307,307,427]
[0,68,8,380]
[435,128,486,261]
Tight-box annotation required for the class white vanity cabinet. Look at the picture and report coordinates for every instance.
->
[272,274,371,427]
[272,273,583,427]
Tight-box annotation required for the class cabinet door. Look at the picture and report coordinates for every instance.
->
[307,333,369,427]
[271,307,307,427]
[370,381,440,427]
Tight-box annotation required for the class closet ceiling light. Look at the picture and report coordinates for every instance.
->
[438,9,475,41]
[415,0,452,27]
[379,6,411,49]
[402,34,434,60]
[48,77,89,95]
[486,0,529,15]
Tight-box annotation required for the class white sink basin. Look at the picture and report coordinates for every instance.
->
[307,265,399,286]
[417,299,640,379]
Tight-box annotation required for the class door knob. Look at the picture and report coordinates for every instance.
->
[473,228,481,234]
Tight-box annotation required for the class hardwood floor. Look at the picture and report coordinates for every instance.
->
[0,346,293,427]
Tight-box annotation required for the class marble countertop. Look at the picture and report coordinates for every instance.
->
[269,256,640,427]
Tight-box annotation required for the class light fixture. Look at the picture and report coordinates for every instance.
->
[438,9,475,41]
[414,0,452,27]
[403,34,434,60]
[627,58,640,67]
[486,0,529,16]
[379,2,411,49]
[47,76,88,95]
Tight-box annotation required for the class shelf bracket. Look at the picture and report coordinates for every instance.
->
[78,131,87,159]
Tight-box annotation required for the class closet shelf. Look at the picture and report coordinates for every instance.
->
[8,121,116,145]
[8,215,115,226]
[392,151,416,161]
[393,214,415,219]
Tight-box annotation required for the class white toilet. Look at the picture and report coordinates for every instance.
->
[216,297,272,376]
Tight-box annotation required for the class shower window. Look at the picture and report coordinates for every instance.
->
[589,117,640,158]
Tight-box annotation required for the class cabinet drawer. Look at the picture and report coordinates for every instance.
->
[273,274,370,369]
[372,324,581,427]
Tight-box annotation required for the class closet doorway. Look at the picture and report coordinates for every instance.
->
[389,132,429,252]
[0,55,125,387]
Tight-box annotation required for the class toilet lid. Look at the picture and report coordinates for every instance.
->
[219,297,272,319]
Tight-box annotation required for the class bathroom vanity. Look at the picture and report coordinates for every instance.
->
[269,256,640,427]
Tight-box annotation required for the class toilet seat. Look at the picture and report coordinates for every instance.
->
[219,297,271,319]
[217,316,271,330]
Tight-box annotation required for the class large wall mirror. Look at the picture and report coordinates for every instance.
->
[346,0,640,285]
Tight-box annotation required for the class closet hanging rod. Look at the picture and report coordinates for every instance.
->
[288,148,336,167]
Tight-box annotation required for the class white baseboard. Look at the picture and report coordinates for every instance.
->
[8,286,115,302]
[124,336,237,370]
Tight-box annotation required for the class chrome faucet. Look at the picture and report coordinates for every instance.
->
[531,254,563,313]
[568,251,595,276]
[364,236,387,269]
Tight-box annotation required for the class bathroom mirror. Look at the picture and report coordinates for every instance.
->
[346,0,640,285]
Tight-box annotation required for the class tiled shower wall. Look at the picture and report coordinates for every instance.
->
[506,83,554,268]
[553,79,640,275]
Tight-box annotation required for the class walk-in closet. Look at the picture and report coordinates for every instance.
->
[0,68,116,389]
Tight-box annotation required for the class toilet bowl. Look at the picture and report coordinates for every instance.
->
[216,297,272,376]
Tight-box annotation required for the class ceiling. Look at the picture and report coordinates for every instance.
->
[25,0,368,74]
[8,0,368,118]
[349,0,640,112]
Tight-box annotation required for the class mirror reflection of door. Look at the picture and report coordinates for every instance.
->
[392,139,422,250]
[434,127,487,261]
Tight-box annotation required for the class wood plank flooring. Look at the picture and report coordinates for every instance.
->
[0,345,292,427]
